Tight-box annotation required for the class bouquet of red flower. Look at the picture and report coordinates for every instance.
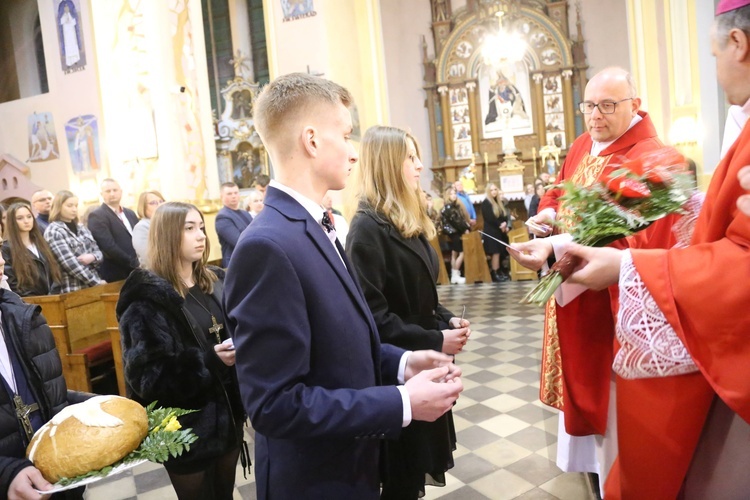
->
[522,147,694,305]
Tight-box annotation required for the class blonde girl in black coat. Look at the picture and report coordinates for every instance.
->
[347,125,471,500]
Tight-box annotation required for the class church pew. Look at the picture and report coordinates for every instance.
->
[461,231,492,284]
[24,281,124,393]
[102,293,126,396]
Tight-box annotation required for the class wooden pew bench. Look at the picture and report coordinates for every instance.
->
[25,281,124,394]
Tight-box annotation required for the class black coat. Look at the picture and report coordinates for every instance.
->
[87,204,140,282]
[347,206,454,351]
[116,268,244,470]
[528,194,541,218]
[441,202,470,236]
[2,242,61,296]
[346,205,457,493]
[0,289,86,497]
[481,198,512,255]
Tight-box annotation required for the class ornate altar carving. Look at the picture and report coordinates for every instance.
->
[214,51,269,188]
[424,0,588,200]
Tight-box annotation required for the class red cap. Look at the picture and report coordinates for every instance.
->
[716,0,750,15]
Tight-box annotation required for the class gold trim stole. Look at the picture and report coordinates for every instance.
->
[540,153,611,409]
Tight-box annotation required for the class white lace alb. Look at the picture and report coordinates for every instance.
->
[612,250,698,379]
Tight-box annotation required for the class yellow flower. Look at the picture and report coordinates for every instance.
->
[163,416,182,432]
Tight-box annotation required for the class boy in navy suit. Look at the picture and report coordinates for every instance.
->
[223,73,463,499]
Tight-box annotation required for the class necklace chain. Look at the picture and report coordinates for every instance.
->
[187,289,225,343]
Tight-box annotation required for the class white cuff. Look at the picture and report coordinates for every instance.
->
[539,207,556,222]
[397,386,412,427]
[397,351,410,385]
[397,351,412,426]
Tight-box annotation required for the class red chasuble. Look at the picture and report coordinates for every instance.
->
[538,111,668,436]
[606,117,750,499]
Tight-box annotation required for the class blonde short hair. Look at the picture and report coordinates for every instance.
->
[353,126,436,239]
[253,73,352,149]
[136,190,165,219]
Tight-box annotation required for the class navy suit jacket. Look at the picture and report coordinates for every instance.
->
[215,206,253,267]
[87,204,139,282]
[223,186,404,499]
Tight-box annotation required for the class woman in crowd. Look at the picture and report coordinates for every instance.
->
[44,190,104,293]
[132,190,165,267]
[528,182,545,219]
[2,202,62,296]
[481,183,512,282]
[117,202,246,500]
[441,186,470,284]
[347,126,470,500]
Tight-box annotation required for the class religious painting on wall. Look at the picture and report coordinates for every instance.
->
[480,61,533,140]
[65,115,100,174]
[449,88,472,160]
[281,0,317,22]
[55,0,86,74]
[27,112,60,163]
[543,74,566,149]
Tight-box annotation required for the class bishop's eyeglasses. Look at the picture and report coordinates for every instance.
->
[578,98,633,115]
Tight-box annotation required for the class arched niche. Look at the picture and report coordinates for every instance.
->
[424,0,588,199]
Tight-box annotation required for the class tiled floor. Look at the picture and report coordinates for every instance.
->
[84,281,593,500]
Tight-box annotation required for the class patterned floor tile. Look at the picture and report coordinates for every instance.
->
[81,282,595,500]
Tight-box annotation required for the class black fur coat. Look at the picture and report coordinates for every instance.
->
[116,268,244,470]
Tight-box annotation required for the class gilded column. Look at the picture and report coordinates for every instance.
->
[438,85,453,159]
[561,69,575,148]
[466,81,479,155]
[532,72,545,145]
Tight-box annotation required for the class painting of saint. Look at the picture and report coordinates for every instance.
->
[56,0,86,73]
[281,0,317,22]
[65,115,100,174]
[480,62,533,139]
[28,113,60,163]
[231,89,253,120]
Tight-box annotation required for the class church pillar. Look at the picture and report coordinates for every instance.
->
[438,86,453,159]
[561,69,575,148]
[466,82,480,155]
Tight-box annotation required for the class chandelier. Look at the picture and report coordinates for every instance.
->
[481,6,526,67]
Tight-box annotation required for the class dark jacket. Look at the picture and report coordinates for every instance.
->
[215,206,253,267]
[116,267,244,469]
[441,202,470,235]
[223,187,405,499]
[0,289,85,497]
[2,242,61,297]
[528,194,541,218]
[346,205,453,352]
[481,199,512,238]
[87,204,140,282]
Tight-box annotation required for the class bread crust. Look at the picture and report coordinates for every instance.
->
[27,396,148,482]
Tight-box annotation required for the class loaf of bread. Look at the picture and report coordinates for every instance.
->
[27,395,149,483]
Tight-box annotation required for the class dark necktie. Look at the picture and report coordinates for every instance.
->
[322,210,335,233]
